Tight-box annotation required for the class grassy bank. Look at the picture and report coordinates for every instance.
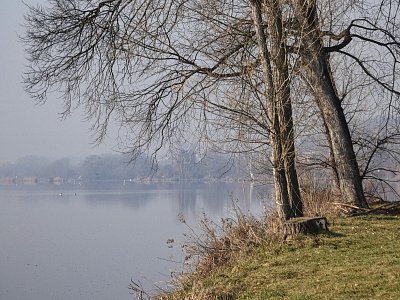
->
[159,215,400,299]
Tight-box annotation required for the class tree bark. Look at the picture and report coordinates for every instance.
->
[323,120,341,193]
[251,0,303,220]
[308,54,368,208]
[265,0,303,218]
[292,0,369,209]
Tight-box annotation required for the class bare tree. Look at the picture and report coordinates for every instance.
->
[285,0,400,208]
[23,0,400,217]
[23,0,304,220]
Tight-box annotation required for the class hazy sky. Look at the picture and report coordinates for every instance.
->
[0,1,117,163]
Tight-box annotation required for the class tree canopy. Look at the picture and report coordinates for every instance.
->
[23,0,400,219]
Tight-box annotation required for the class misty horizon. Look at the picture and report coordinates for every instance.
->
[0,1,118,162]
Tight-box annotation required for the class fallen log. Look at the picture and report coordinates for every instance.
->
[351,201,400,216]
[332,202,370,215]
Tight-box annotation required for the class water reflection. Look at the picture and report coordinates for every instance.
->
[0,183,269,300]
[78,182,269,218]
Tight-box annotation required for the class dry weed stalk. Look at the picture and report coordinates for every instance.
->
[299,170,339,217]
[155,202,283,300]
[175,201,280,279]
[129,280,150,300]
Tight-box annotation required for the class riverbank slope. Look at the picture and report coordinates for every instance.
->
[160,215,400,299]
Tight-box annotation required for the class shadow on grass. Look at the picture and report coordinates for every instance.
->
[324,231,346,238]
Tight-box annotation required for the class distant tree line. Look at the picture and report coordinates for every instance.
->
[0,152,245,182]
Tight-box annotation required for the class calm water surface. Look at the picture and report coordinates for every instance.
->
[0,182,269,300]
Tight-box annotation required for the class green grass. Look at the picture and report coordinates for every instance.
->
[162,215,400,299]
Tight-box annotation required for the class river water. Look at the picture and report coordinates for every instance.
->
[0,182,270,300]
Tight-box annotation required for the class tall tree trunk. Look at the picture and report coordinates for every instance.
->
[251,0,303,219]
[292,0,368,208]
[307,54,368,208]
[265,0,303,217]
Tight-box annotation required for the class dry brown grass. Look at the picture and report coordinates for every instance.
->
[155,204,283,300]
[299,170,339,218]
[153,175,341,300]
[181,205,281,276]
